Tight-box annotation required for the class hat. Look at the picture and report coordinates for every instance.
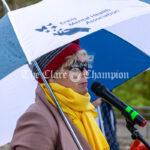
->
[30,40,81,83]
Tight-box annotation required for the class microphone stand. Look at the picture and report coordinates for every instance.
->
[126,120,150,149]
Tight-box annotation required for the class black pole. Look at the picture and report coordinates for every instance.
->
[126,120,150,149]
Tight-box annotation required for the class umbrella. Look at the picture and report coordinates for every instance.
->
[0,0,150,146]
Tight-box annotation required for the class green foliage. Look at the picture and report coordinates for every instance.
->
[0,1,5,17]
[6,0,41,9]
[113,70,150,120]
[0,0,41,17]
[113,70,150,106]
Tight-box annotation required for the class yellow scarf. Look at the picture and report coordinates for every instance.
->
[40,83,110,150]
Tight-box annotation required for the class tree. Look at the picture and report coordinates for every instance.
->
[113,70,150,106]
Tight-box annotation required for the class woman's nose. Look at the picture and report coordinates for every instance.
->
[82,68,89,77]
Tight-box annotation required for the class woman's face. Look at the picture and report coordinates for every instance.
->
[49,57,89,95]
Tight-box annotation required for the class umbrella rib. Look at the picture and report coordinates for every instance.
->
[1,0,10,12]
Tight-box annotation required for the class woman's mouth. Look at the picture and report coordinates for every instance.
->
[81,82,88,86]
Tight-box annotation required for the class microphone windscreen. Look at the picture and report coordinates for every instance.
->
[91,82,105,96]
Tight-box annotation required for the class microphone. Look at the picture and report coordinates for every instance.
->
[91,82,147,127]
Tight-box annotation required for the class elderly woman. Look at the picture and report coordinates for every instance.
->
[11,40,109,150]
[10,41,148,150]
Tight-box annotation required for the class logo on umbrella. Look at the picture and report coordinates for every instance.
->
[35,22,90,36]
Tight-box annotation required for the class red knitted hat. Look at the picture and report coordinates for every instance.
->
[31,40,81,83]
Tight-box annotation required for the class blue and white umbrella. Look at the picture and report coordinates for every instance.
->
[0,0,150,146]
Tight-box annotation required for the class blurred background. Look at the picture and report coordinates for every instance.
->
[0,1,149,150]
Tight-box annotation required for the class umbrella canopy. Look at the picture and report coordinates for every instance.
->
[81,13,150,100]
[1,0,150,79]
[0,0,150,146]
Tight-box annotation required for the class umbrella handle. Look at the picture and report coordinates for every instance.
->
[33,61,84,150]
[1,2,83,150]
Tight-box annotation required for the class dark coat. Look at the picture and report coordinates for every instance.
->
[11,85,93,150]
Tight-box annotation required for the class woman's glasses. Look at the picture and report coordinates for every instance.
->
[65,61,88,72]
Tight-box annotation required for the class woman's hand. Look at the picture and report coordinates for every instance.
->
[130,139,149,150]
[92,98,102,107]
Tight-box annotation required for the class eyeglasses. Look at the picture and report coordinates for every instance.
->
[65,61,88,72]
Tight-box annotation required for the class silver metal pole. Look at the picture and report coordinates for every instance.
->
[2,1,83,149]
[33,61,83,150]
[97,105,106,136]
[2,0,11,12]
